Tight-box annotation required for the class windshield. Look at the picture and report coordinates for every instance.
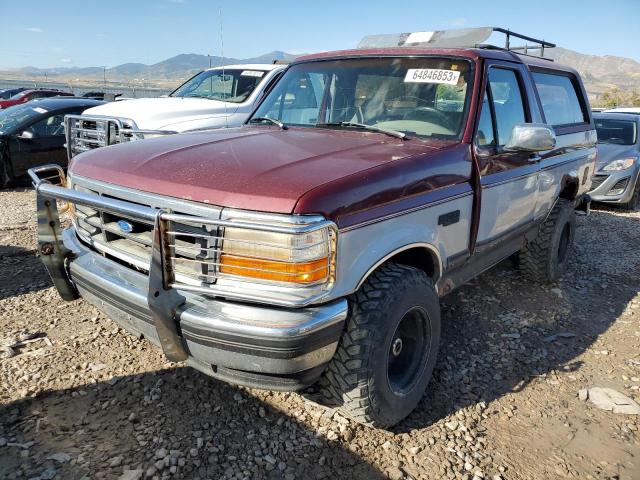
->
[8,91,27,100]
[595,118,638,145]
[0,104,47,134]
[171,68,268,103]
[251,57,472,139]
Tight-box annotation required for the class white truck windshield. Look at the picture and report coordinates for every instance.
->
[171,68,268,103]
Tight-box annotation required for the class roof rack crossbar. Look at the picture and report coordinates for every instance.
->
[357,27,556,59]
[491,27,555,57]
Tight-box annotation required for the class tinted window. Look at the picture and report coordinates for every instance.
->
[487,68,526,145]
[30,113,66,136]
[533,72,586,126]
[595,118,637,145]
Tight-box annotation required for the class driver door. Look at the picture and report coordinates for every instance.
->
[10,112,68,177]
[474,62,540,250]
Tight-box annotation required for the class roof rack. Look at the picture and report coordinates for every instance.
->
[358,27,555,58]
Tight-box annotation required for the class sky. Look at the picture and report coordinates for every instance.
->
[1,0,639,70]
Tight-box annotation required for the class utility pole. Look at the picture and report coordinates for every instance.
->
[208,54,212,68]
[103,66,106,91]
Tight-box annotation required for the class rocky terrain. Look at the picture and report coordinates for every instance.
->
[0,187,639,479]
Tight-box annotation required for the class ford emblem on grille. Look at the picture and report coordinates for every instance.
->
[117,219,134,234]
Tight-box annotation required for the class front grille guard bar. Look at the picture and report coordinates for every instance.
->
[65,114,178,159]
[28,165,335,363]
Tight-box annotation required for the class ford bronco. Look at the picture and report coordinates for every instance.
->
[30,28,596,427]
[64,63,285,159]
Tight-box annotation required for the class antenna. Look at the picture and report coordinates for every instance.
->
[219,7,228,128]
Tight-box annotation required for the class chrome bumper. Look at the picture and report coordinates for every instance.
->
[29,165,347,390]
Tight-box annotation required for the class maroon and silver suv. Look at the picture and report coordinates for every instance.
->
[30,28,596,427]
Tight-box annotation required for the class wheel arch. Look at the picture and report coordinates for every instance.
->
[559,172,580,201]
[355,243,443,290]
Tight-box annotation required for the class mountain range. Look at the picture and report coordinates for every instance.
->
[12,51,298,84]
[4,48,640,100]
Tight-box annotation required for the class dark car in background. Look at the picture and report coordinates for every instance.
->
[0,89,74,109]
[0,87,27,100]
[590,111,640,210]
[0,97,104,187]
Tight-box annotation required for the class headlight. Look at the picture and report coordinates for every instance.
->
[603,157,636,171]
[219,226,334,285]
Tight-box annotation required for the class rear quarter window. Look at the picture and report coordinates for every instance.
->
[532,71,587,127]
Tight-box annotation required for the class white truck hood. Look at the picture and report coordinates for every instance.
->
[81,97,240,131]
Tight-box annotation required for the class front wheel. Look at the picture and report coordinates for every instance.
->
[519,198,576,282]
[318,263,441,428]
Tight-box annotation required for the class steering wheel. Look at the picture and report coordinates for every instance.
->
[388,95,454,128]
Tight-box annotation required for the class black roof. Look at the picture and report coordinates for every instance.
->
[29,97,105,110]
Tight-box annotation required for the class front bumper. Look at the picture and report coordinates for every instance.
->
[589,168,639,204]
[29,165,347,391]
[65,230,346,390]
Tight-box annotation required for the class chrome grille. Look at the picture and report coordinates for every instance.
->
[66,115,138,158]
[72,178,223,287]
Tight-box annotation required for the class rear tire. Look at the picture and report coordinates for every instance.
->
[519,198,575,282]
[317,263,441,428]
[621,180,640,211]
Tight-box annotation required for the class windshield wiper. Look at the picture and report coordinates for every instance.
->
[315,121,407,140]
[248,117,288,130]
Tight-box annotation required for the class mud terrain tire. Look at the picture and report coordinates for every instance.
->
[520,198,576,282]
[318,263,441,428]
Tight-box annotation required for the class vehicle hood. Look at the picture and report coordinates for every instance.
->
[70,126,445,214]
[80,97,241,131]
[596,143,639,170]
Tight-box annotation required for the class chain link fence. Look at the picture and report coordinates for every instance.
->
[0,78,173,98]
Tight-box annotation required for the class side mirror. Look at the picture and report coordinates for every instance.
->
[16,130,35,140]
[504,123,556,152]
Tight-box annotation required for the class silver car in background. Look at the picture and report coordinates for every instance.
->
[590,111,640,210]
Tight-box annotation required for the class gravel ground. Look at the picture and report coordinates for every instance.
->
[1,187,639,480]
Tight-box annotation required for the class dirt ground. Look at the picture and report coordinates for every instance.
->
[0,187,639,480]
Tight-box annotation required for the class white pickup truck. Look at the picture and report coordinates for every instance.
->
[65,63,285,158]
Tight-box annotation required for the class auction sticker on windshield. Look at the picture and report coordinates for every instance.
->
[404,69,460,85]
[241,70,265,77]
[32,107,48,114]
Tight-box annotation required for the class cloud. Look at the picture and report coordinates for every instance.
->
[21,27,44,33]
[60,58,72,63]
[447,18,468,27]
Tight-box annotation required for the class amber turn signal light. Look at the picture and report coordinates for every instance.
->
[219,255,329,284]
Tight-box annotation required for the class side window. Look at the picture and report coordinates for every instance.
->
[29,114,66,137]
[476,92,495,146]
[532,72,586,126]
[487,68,526,146]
